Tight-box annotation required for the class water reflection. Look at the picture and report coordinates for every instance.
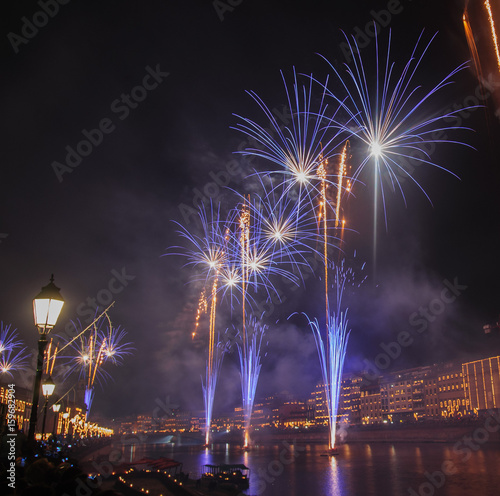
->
[117,441,500,496]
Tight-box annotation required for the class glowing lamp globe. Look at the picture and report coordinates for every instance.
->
[42,376,55,397]
[33,275,64,333]
[52,403,61,413]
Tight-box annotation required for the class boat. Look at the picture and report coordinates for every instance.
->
[201,463,250,488]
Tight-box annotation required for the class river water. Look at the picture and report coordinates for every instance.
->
[120,440,500,496]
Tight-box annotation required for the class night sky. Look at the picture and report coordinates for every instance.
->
[1,0,500,421]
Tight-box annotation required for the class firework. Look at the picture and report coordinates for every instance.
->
[0,322,23,353]
[316,149,330,324]
[304,263,356,451]
[202,335,229,445]
[173,199,308,314]
[44,339,58,376]
[172,204,234,285]
[247,177,323,280]
[300,256,365,451]
[101,321,135,365]
[239,198,251,354]
[172,204,235,444]
[57,316,133,414]
[335,141,352,254]
[0,323,29,376]
[463,7,484,85]
[0,347,30,376]
[171,193,328,447]
[318,29,475,272]
[193,289,208,340]
[308,309,349,450]
[237,316,266,448]
[485,0,500,73]
[233,69,347,211]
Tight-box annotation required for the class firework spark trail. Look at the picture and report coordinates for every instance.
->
[0,323,29,376]
[316,150,330,325]
[85,330,106,412]
[317,29,476,274]
[171,205,236,444]
[44,339,58,376]
[204,227,231,445]
[233,69,347,212]
[202,335,228,445]
[193,289,208,340]
[336,142,351,263]
[237,316,266,448]
[485,0,500,73]
[463,7,484,84]
[239,199,251,364]
[300,257,365,450]
[308,309,350,450]
[304,263,355,450]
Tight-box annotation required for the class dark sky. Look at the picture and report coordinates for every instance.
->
[1,0,500,420]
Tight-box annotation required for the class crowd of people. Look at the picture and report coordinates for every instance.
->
[0,425,123,496]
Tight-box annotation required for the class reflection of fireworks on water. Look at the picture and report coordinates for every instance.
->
[233,69,346,210]
[237,316,266,448]
[0,322,29,376]
[202,334,229,445]
[319,30,474,272]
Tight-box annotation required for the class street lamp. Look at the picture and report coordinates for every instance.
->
[28,275,64,444]
[62,411,69,437]
[41,376,55,439]
[52,403,61,437]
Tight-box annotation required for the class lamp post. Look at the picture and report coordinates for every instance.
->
[41,376,55,439]
[28,275,64,444]
[62,412,69,438]
[52,403,61,437]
